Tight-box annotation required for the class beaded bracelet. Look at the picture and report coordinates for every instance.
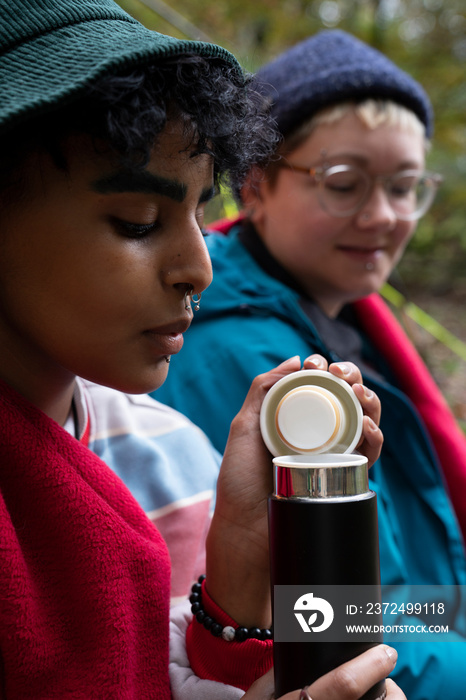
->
[190,575,273,642]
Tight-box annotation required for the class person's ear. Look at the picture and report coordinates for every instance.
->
[240,165,268,223]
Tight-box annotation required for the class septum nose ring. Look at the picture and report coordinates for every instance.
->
[184,286,202,312]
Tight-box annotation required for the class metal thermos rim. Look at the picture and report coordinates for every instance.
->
[273,454,369,499]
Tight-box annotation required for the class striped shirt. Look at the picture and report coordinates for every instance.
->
[71,378,221,604]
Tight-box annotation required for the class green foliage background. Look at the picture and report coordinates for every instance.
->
[118,0,465,292]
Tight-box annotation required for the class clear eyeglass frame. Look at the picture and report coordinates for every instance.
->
[281,161,443,221]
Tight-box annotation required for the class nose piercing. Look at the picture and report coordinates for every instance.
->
[184,286,202,312]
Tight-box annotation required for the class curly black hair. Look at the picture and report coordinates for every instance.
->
[0,54,278,196]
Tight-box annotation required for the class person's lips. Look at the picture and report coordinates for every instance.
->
[143,319,191,356]
[337,245,385,264]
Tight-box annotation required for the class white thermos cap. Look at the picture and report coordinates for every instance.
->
[260,369,363,457]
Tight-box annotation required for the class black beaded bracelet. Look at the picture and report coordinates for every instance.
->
[190,575,273,642]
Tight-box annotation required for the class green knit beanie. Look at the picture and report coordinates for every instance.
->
[0,0,243,135]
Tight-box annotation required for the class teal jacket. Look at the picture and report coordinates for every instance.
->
[156,224,466,699]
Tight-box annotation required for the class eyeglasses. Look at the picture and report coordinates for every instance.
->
[281,161,443,221]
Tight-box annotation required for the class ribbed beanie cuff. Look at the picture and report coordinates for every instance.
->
[252,29,433,137]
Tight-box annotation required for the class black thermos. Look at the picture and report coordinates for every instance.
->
[268,453,385,699]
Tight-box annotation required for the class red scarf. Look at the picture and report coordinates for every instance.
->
[0,380,172,698]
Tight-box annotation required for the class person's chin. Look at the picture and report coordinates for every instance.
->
[347,277,385,303]
[359,277,386,299]
[144,361,171,395]
[108,362,171,396]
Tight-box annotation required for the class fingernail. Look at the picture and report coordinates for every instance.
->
[364,386,374,399]
[384,645,398,663]
[334,363,350,375]
[367,417,378,431]
[307,354,325,366]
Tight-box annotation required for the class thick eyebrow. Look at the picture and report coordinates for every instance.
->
[91,170,188,202]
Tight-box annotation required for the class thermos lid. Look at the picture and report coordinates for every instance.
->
[260,369,363,457]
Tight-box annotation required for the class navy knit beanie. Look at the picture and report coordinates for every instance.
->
[253,29,433,138]
[0,0,243,136]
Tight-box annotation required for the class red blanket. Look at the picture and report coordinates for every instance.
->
[354,293,466,545]
[0,379,171,699]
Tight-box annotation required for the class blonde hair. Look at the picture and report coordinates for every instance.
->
[280,99,428,156]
